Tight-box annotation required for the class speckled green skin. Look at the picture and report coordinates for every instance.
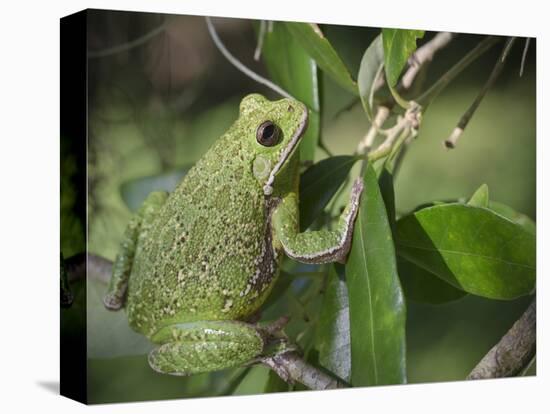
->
[104,94,363,376]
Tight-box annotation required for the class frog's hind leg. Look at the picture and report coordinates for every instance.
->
[148,320,266,376]
[104,191,168,310]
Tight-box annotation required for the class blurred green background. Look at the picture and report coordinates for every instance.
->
[75,9,536,403]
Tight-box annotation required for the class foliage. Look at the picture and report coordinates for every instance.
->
[81,12,536,402]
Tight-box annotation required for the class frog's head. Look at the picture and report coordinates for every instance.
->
[238,94,308,196]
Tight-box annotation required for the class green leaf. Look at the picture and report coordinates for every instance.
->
[382,28,425,87]
[468,183,489,207]
[260,21,320,161]
[346,163,407,386]
[397,257,467,304]
[299,155,358,230]
[120,167,190,212]
[316,264,351,382]
[284,22,358,94]
[488,201,536,235]
[395,204,536,300]
[377,166,396,230]
[358,34,385,121]
[377,167,465,304]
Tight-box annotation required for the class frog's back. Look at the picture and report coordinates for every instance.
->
[126,139,279,337]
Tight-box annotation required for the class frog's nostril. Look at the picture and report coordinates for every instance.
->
[287,105,294,112]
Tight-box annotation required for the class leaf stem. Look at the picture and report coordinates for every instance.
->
[367,102,421,162]
[444,37,515,149]
[417,36,501,107]
[356,106,390,154]
[520,38,531,77]
[254,20,268,61]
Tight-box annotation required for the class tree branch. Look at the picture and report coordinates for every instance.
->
[401,32,454,89]
[64,253,342,390]
[467,298,536,379]
[262,351,345,390]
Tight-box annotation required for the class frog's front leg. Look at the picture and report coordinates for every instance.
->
[272,178,364,264]
[147,320,267,376]
[104,191,168,310]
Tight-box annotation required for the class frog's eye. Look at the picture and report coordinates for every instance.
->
[256,121,280,147]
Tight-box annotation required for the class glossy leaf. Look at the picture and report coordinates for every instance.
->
[284,22,358,94]
[358,34,385,121]
[395,204,536,300]
[489,201,536,235]
[299,155,358,230]
[260,21,320,161]
[377,166,396,229]
[346,163,407,386]
[382,28,425,87]
[316,264,351,382]
[398,257,467,304]
[378,167,466,304]
[468,183,489,207]
[120,167,190,212]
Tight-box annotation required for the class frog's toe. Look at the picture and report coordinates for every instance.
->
[103,293,123,310]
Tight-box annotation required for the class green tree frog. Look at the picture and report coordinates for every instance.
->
[104,94,363,376]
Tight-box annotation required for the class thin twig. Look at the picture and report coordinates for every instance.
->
[366,103,421,162]
[417,36,501,106]
[520,38,531,77]
[88,19,169,59]
[356,106,390,154]
[254,20,268,61]
[467,298,536,379]
[205,17,294,99]
[64,253,340,390]
[501,37,516,61]
[444,37,515,149]
[401,32,454,89]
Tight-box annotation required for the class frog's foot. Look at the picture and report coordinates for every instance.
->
[148,320,266,376]
[103,292,124,310]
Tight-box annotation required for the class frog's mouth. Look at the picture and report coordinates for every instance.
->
[263,109,309,196]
